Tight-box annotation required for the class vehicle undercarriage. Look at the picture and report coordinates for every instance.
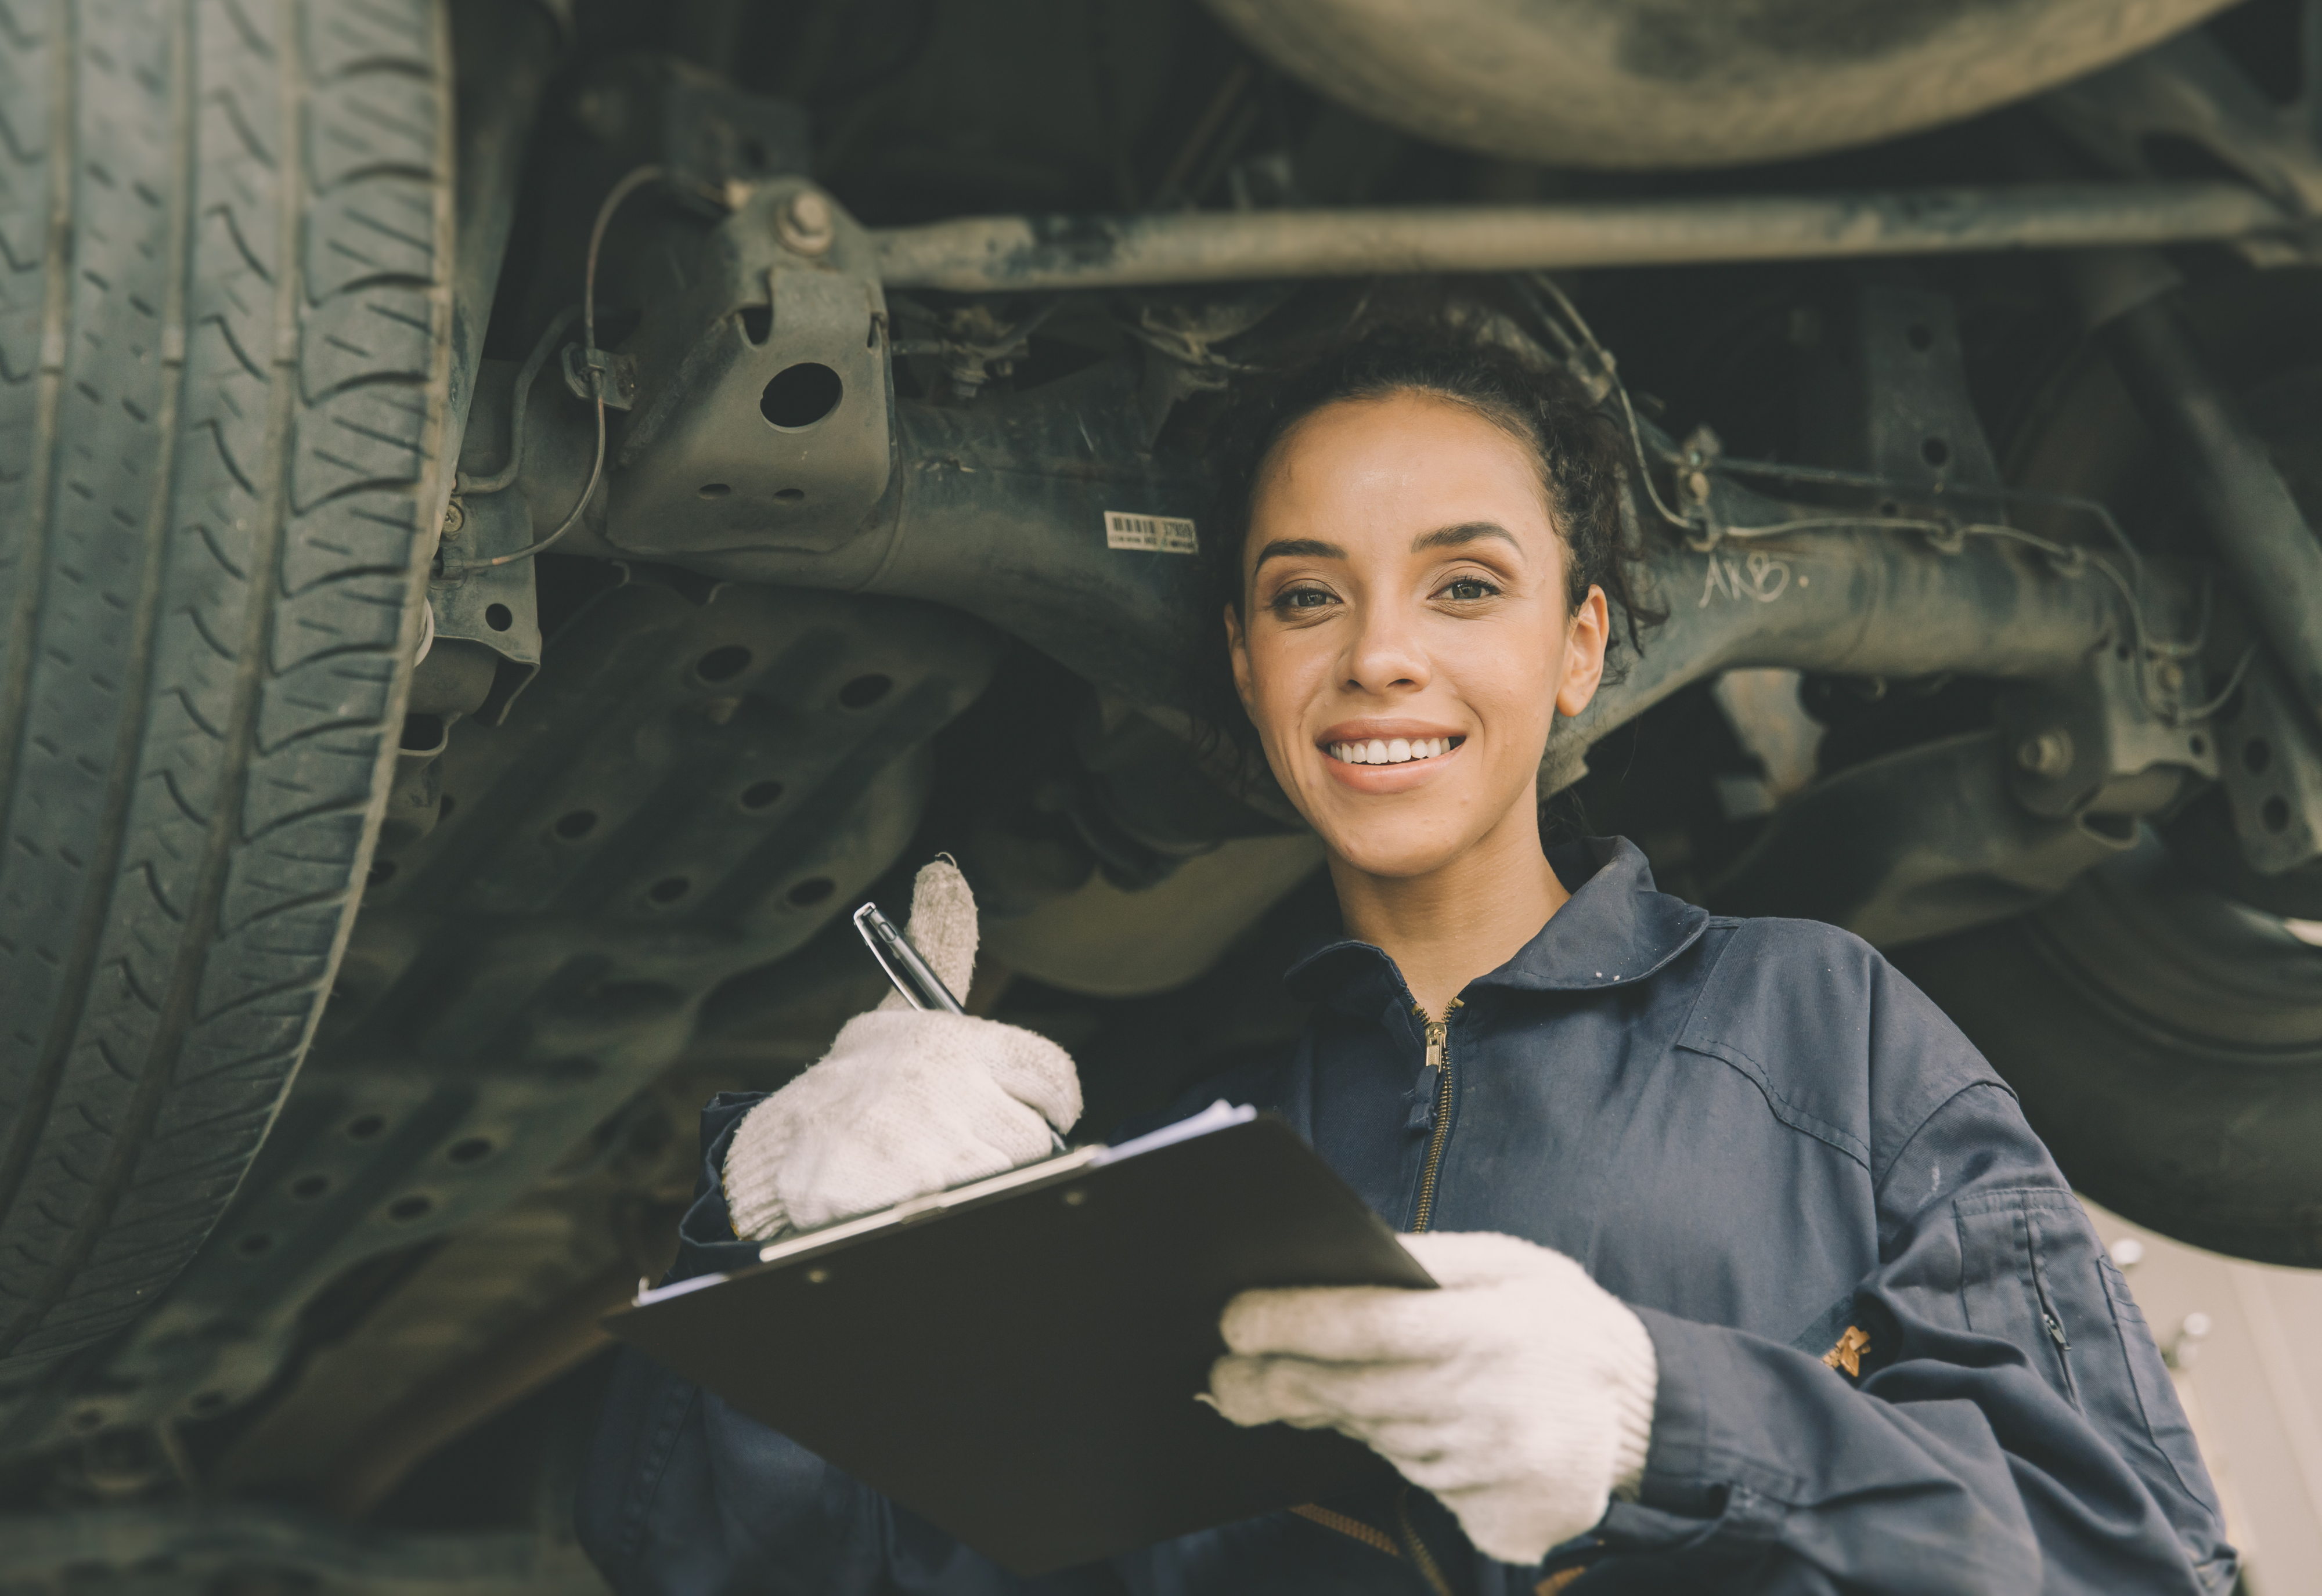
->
[4,0,2322,1587]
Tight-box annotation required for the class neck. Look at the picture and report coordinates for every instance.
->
[1328,798,1570,1019]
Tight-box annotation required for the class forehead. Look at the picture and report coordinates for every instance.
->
[1251,391,1553,539]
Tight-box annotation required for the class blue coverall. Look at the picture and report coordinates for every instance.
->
[579,837,2236,1594]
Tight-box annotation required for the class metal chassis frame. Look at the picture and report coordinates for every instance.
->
[514,312,2164,792]
[23,13,2322,1579]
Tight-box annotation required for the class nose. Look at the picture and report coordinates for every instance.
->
[1342,595,1431,698]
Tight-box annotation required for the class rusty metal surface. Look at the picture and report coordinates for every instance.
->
[0,578,999,1458]
[870,183,2298,292]
[1574,518,2126,744]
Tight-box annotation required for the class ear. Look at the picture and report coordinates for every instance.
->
[1224,604,1255,713]
[1554,586,1610,718]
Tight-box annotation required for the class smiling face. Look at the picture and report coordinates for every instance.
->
[1225,390,1609,883]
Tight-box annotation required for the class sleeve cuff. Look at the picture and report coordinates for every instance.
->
[1606,1300,1660,1500]
[1599,1306,1797,1557]
[1625,1305,1813,1514]
[721,1091,794,1243]
[669,1092,778,1284]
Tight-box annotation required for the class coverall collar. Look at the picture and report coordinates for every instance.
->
[1281,836,1711,1009]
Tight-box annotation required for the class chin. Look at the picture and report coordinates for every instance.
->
[1322,828,1472,881]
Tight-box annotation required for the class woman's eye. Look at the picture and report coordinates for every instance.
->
[1275,588,1335,612]
[1441,577,1499,602]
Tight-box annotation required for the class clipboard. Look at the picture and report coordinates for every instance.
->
[603,1103,1433,1573]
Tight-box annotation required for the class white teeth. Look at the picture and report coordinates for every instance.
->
[1329,736,1459,764]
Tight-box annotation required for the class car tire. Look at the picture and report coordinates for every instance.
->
[1894,837,2322,1268]
[1199,0,2233,169]
[0,0,448,1373]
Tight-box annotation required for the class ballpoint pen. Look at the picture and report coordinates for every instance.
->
[853,899,967,1016]
[852,900,1069,1154]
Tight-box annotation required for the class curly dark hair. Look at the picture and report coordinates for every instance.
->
[1195,321,1658,762]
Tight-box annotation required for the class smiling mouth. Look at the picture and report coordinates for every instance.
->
[1325,736,1463,766]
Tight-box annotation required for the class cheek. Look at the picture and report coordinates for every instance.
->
[1458,621,1564,742]
[1241,626,1318,739]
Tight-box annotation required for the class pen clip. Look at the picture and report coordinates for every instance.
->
[852,902,966,1014]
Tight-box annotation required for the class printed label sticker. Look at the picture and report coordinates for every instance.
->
[1105,511,1198,554]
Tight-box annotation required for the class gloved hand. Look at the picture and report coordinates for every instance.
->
[1206,1230,1658,1566]
[722,859,1080,1240]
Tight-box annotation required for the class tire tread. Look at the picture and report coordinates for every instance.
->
[0,0,443,1372]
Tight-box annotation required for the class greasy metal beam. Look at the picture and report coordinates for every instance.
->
[871,182,2294,291]
[2107,296,2322,718]
[1563,514,2125,750]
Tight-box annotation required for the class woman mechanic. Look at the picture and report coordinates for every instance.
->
[579,328,2236,1594]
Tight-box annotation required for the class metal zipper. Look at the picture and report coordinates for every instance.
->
[2027,1230,2078,1404]
[1411,999,1461,1233]
[1392,1485,1456,1596]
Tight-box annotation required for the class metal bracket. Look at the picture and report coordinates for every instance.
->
[1707,730,2137,948]
[607,177,893,559]
[1998,639,2218,820]
[423,488,545,725]
[2211,653,2322,875]
[561,343,637,410]
[1797,284,2004,518]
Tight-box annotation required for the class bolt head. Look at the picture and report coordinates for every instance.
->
[778,189,835,255]
[439,499,464,537]
[2016,728,2074,779]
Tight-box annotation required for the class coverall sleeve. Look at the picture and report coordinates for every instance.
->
[1599,1077,2236,1595]
[576,1094,1122,1596]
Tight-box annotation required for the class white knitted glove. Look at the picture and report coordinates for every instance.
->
[1207,1231,1658,1565]
[722,860,1081,1240]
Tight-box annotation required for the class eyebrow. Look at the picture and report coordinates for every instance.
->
[1250,537,1346,571]
[1411,521,1521,554]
